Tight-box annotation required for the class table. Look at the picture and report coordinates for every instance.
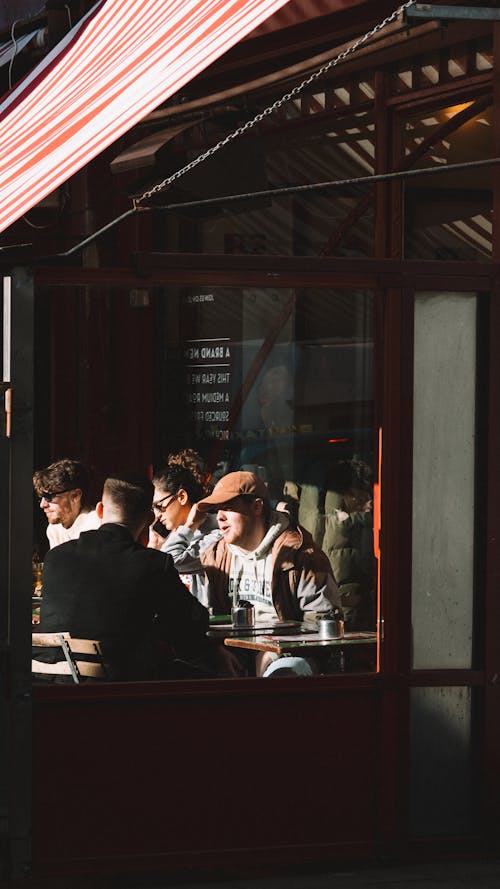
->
[207,620,301,639]
[224,629,377,674]
[223,629,377,654]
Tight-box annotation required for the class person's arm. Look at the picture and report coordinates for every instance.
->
[147,524,165,551]
[296,552,342,615]
[161,506,221,573]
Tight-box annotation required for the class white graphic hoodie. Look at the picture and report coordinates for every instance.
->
[227,510,290,620]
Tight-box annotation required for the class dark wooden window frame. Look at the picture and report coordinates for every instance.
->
[32,254,500,861]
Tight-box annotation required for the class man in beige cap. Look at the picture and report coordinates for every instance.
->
[178,470,340,625]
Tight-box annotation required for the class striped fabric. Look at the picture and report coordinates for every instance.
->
[0,0,291,235]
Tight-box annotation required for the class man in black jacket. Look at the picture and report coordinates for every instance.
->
[33,474,209,681]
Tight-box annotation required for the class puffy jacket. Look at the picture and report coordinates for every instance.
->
[200,523,340,620]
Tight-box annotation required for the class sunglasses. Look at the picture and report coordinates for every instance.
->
[38,488,74,502]
[152,493,177,514]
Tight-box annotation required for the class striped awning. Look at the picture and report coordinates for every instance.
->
[0,0,290,235]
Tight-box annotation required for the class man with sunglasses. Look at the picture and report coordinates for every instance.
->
[34,474,209,681]
[33,458,100,549]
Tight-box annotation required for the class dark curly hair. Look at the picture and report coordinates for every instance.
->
[327,457,373,495]
[33,458,90,506]
[153,449,209,504]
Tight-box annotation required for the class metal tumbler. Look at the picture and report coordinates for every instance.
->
[231,601,255,628]
[317,616,344,639]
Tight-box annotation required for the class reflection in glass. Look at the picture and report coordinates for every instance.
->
[158,103,375,257]
[403,103,492,259]
[158,286,377,639]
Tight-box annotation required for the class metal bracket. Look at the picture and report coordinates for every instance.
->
[0,384,11,439]
[405,4,500,21]
[58,635,80,684]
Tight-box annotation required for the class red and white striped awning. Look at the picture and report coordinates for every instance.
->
[0,0,291,235]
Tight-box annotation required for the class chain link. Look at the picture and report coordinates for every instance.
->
[136,0,416,205]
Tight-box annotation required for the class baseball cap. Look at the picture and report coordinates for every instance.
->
[196,471,269,511]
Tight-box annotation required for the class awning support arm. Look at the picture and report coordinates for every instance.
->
[405,5,500,22]
[41,154,500,260]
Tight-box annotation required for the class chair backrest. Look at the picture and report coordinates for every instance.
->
[32,632,110,683]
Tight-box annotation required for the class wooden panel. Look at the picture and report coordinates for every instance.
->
[31,679,379,875]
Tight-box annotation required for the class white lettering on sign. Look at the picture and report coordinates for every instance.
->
[186,293,215,304]
[183,335,233,433]
[203,410,229,422]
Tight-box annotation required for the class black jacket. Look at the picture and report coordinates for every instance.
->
[34,523,209,680]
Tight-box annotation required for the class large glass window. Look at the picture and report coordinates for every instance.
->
[155,285,378,670]
[31,282,378,684]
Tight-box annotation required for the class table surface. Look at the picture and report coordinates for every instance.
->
[208,620,302,638]
[223,629,377,654]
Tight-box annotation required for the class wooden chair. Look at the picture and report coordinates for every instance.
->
[32,632,110,683]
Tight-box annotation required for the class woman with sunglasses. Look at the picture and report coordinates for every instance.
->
[148,449,220,606]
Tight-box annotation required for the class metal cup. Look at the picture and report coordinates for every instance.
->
[318,617,344,639]
[231,602,255,628]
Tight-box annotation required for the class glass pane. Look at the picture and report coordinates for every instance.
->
[32,284,378,682]
[156,286,378,658]
[402,103,492,259]
[411,687,477,835]
[154,102,375,257]
[412,293,476,669]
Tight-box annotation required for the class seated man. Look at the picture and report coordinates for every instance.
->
[33,474,209,681]
[33,458,100,548]
[189,471,341,676]
[185,471,340,621]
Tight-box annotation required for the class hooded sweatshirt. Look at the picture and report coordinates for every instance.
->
[227,511,289,619]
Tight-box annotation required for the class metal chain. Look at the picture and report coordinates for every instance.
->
[136,0,416,206]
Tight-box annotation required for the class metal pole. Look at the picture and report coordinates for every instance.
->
[0,268,33,880]
[49,154,500,260]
